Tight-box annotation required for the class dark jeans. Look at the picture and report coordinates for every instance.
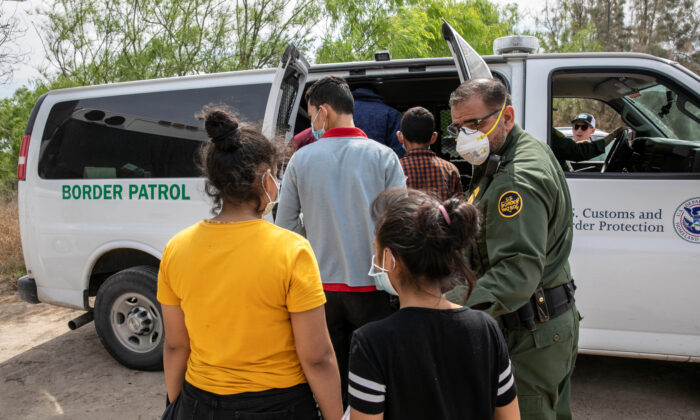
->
[175,381,319,420]
[324,291,397,407]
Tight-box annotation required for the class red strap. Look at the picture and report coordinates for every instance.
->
[323,283,377,292]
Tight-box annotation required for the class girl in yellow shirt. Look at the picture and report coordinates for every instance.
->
[158,107,342,419]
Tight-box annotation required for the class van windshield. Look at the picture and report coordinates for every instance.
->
[626,83,700,142]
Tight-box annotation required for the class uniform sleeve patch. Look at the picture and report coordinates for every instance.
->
[498,191,522,218]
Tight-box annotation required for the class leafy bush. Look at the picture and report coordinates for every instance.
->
[0,84,50,196]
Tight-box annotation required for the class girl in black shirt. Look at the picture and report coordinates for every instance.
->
[347,189,520,420]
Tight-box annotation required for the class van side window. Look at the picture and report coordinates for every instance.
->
[550,71,700,174]
[38,84,271,179]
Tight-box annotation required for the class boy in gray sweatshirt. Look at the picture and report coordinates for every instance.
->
[276,76,405,405]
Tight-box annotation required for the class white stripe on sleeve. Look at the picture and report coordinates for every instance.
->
[498,360,512,383]
[497,374,515,396]
[349,371,386,392]
[349,385,385,403]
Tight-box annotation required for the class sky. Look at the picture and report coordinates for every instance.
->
[0,0,45,98]
[0,0,549,99]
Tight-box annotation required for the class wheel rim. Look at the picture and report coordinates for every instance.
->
[110,292,162,354]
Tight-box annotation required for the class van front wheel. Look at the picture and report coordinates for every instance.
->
[94,266,164,371]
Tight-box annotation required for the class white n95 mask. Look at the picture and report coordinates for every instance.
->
[455,99,506,166]
[456,130,491,166]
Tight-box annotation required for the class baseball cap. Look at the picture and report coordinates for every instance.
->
[571,113,596,128]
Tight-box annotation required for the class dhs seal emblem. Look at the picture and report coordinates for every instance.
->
[673,197,700,244]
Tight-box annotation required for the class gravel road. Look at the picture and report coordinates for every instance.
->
[1,285,698,419]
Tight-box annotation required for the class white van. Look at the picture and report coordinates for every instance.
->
[17,22,700,370]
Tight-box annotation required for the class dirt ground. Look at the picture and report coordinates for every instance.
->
[0,283,163,419]
[1,282,699,419]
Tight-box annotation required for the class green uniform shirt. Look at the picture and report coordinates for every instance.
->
[550,127,606,172]
[464,124,574,317]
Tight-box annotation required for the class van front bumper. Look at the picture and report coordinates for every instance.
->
[17,276,39,304]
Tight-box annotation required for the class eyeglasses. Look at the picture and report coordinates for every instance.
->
[573,123,590,131]
[447,107,502,136]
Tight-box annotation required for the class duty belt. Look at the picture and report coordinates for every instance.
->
[500,281,576,332]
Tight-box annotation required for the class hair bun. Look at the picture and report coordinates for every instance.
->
[202,109,241,151]
[414,199,452,251]
[442,197,480,249]
[212,127,240,144]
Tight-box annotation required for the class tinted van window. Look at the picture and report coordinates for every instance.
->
[39,83,271,179]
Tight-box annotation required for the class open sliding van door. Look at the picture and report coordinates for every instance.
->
[261,44,308,222]
[262,44,310,142]
[441,19,492,82]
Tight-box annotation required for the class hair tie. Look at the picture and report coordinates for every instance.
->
[438,204,451,225]
[212,127,240,144]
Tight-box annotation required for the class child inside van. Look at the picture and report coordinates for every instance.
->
[157,107,342,419]
[347,189,519,420]
[398,107,462,200]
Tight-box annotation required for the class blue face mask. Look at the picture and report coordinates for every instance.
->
[368,251,398,296]
[311,107,326,141]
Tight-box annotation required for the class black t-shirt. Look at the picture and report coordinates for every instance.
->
[348,307,517,419]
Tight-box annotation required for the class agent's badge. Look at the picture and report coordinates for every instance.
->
[498,191,522,218]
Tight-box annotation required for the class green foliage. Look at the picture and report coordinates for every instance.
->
[536,0,698,73]
[0,84,47,195]
[39,0,321,85]
[587,0,628,51]
[316,0,411,63]
[536,0,605,53]
[388,0,517,59]
[316,0,518,63]
[633,0,699,74]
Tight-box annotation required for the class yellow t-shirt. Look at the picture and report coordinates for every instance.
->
[157,219,326,395]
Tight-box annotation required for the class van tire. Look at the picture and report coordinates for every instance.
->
[94,265,163,371]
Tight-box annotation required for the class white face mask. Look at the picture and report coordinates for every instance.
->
[455,100,506,166]
[261,171,279,216]
[456,130,491,165]
[368,251,398,296]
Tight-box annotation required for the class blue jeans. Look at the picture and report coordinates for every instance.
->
[174,381,319,420]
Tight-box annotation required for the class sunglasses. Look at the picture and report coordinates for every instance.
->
[572,123,590,131]
[447,107,502,136]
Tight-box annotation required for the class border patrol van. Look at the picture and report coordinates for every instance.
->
[17,22,700,370]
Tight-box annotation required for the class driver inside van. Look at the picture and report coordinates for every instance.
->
[550,113,625,171]
[571,113,597,142]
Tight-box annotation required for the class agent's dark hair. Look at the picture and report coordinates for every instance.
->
[304,75,354,115]
[449,78,512,109]
[371,188,480,298]
[400,107,435,144]
[197,105,280,214]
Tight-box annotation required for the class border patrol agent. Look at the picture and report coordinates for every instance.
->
[445,78,579,420]
[550,126,624,172]
[550,128,605,172]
